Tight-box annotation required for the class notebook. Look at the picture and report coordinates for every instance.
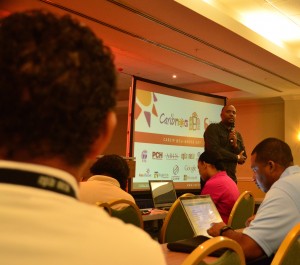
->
[148,180,177,210]
[167,195,224,256]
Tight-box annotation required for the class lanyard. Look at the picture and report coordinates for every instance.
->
[0,168,76,198]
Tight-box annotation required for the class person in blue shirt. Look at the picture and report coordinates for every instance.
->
[207,138,300,264]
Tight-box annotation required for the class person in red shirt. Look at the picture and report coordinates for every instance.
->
[198,150,240,224]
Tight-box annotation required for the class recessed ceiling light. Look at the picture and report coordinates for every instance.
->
[172,74,177,79]
[241,11,300,46]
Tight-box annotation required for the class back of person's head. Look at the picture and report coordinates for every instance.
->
[251,138,293,168]
[198,151,225,171]
[90,155,129,190]
[0,10,116,166]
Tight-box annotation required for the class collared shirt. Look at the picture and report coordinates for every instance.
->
[200,171,240,223]
[0,160,166,265]
[243,166,300,257]
[79,175,136,209]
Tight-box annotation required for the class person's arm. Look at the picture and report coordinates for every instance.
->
[245,215,256,227]
[236,132,247,164]
[207,222,265,261]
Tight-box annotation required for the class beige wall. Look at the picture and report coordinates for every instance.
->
[104,96,292,200]
[104,108,129,156]
[283,95,300,166]
[231,97,284,200]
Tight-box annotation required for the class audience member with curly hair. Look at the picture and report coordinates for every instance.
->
[0,9,166,265]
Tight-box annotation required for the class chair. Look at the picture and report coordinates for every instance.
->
[159,193,195,243]
[108,199,144,229]
[96,201,112,215]
[181,193,196,197]
[227,191,255,230]
[181,236,246,265]
[271,223,300,265]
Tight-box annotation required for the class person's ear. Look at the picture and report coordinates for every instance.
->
[87,111,117,158]
[268,160,275,172]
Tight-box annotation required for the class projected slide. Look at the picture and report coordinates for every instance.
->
[128,78,225,192]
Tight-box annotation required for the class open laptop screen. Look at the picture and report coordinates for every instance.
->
[180,195,222,237]
[149,180,177,209]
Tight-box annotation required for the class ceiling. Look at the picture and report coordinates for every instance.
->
[1,0,300,101]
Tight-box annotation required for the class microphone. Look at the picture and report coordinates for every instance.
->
[229,123,235,143]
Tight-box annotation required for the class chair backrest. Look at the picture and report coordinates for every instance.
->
[108,199,144,229]
[271,223,300,265]
[227,191,255,229]
[96,201,112,215]
[159,193,195,243]
[181,236,246,265]
[181,193,196,197]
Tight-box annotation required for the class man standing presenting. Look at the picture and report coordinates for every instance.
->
[203,104,247,183]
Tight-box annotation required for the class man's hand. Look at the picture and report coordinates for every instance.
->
[207,222,226,237]
[208,221,265,261]
[229,130,237,148]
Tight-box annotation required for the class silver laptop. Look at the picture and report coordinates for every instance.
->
[149,180,177,210]
[179,195,223,237]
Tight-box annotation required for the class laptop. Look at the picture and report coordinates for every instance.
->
[167,195,224,255]
[149,180,177,210]
[179,195,223,237]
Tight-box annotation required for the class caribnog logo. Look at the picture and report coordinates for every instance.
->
[160,113,188,128]
[159,112,200,131]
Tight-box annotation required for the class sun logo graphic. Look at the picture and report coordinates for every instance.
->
[135,89,158,127]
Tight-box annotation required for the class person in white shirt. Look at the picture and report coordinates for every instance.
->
[0,10,166,265]
[80,154,136,209]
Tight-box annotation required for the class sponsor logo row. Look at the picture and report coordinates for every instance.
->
[138,164,199,181]
[141,150,201,161]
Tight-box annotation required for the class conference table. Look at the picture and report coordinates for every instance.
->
[142,208,168,222]
[161,243,216,265]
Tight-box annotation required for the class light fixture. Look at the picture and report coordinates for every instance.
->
[241,10,300,47]
[297,131,300,142]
